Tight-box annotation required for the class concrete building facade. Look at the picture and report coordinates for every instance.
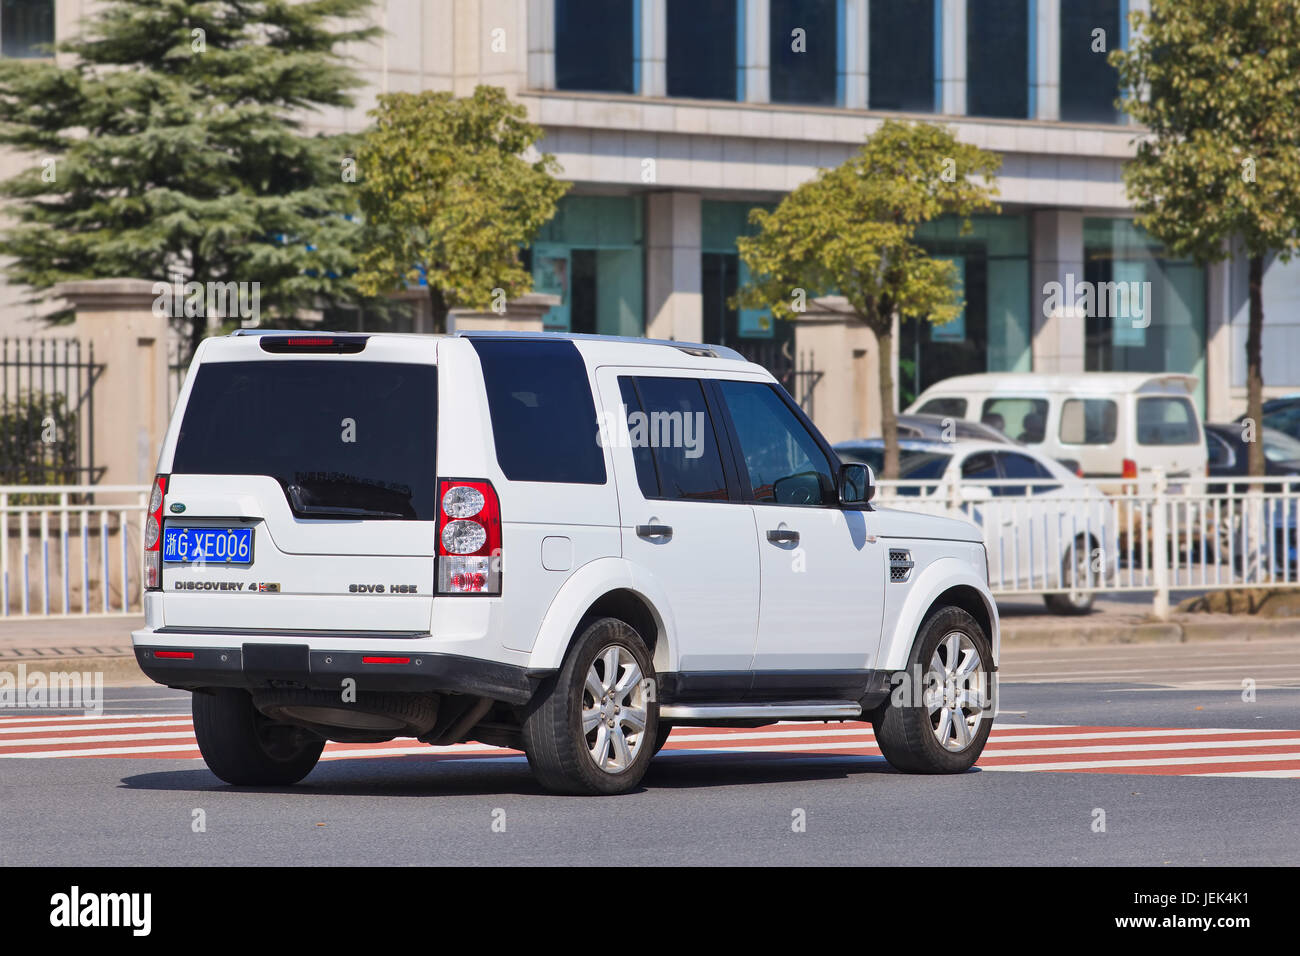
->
[4,0,1300,442]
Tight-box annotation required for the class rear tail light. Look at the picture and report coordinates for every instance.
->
[436,479,501,595]
[144,474,167,590]
[1122,458,1138,480]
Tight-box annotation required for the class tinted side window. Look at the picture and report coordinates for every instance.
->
[1059,398,1118,445]
[962,452,999,486]
[981,397,1049,444]
[917,397,967,418]
[617,377,660,498]
[1206,432,1234,469]
[997,452,1059,495]
[1136,397,1199,446]
[471,339,606,484]
[622,376,728,502]
[717,381,835,506]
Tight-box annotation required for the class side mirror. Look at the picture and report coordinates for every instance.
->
[959,484,992,503]
[839,462,874,505]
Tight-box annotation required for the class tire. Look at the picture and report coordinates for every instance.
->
[652,721,675,756]
[872,606,994,774]
[192,688,325,786]
[521,617,658,795]
[1043,536,1095,616]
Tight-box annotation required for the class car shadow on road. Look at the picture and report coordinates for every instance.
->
[118,750,968,798]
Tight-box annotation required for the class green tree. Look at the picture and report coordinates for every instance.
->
[353,86,571,333]
[0,0,379,360]
[735,120,1000,479]
[1112,0,1300,476]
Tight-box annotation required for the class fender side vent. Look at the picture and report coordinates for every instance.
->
[889,548,914,582]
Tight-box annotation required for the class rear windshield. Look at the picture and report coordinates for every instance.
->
[916,397,967,418]
[1136,396,1199,446]
[172,360,438,520]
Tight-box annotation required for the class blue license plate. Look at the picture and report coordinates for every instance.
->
[162,526,254,565]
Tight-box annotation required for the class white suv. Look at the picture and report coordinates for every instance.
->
[134,330,999,794]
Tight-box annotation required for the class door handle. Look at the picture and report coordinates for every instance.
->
[636,524,673,540]
[766,529,799,544]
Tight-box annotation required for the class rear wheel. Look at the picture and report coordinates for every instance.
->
[522,617,658,795]
[192,688,325,786]
[872,606,994,774]
[652,721,675,756]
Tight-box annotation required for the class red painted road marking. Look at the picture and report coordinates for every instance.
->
[0,716,1296,777]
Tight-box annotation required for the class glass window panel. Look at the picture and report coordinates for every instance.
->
[630,377,730,501]
[667,0,738,100]
[966,0,1029,118]
[770,0,839,106]
[868,0,936,112]
[1059,0,1121,123]
[718,380,835,505]
[1,0,53,58]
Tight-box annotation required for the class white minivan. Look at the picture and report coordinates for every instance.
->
[907,372,1207,483]
[134,330,999,794]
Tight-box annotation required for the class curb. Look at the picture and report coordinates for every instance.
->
[1001,617,1300,646]
[0,652,145,686]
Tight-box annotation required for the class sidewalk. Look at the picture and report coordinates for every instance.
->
[0,615,142,683]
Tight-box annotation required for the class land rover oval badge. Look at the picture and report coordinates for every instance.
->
[170,503,186,513]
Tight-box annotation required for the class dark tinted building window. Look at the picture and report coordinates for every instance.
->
[967,0,1029,118]
[624,377,729,501]
[667,0,737,100]
[1059,0,1121,123]
[1,0,53,58]
[770,0,838,106]
[869,0,936,112]
[173,361,438,520]
[471,339,607,484]
[556,0,636,93]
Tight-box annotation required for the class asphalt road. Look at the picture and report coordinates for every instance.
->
[1,641,1297,867]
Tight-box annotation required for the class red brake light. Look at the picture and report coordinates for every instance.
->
[436,478,501,595]
[1122,458,1138,480]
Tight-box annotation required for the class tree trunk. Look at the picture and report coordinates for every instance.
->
[429,284,449,335]
[186,253,206,362]
[1246,254,1265,478]
[874,313,899,481]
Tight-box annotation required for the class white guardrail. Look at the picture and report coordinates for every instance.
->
[1,473,1298,618]
[876,469,1300,616]
[0,485,148,618]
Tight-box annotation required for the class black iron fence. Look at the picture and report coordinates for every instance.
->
[0,338,103,485]
[732,339,823,418]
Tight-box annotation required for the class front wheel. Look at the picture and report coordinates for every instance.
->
[521,617,658,795]
[872,606,994,774]
[192,688,325,786]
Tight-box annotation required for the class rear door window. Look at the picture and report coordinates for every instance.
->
[618,376,729,501]
[981,397,1049,444]
[172,360,437,520]
[1136,396,1199,446]
[471,338,606,484]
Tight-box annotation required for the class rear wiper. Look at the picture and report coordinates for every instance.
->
[286,484,404,520]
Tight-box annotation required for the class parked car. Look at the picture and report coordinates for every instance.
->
[894,412,1082,475]
[1205,422,1300,492]
[906,372,1207,485]
[135,329,1000,795]
[1204,422,1300,571]
[895,412,1013,444]
[834,438,1116,615]
[1236,396,1300,443]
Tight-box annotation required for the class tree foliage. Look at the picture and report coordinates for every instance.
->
[0,0,380,359]
[1112,0,1300,475]
[735,119,1001,478]
[353,86,571,333]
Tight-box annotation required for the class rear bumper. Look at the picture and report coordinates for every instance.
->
[134,632,548,705]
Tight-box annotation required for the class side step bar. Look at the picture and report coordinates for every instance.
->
[659,702,862,721]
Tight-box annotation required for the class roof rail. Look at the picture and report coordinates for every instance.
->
[453,328,747,361]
